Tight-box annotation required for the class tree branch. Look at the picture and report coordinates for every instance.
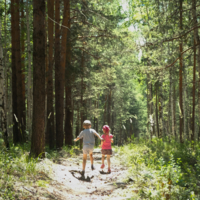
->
[155,43,200,71]
[141,24,200,48]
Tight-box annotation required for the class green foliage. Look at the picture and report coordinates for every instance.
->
[0,142,82,198]
[113,138,200,199]
[0,143,47,199]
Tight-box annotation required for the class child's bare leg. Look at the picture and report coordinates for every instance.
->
[102,154,105,165]
[107,155,111,169]
[82,154,87,171]
[89,153,93,165]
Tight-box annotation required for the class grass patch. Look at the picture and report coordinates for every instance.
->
[0,141,80,199]
[111,137,200,200]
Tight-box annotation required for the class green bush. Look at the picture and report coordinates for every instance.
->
[114,138,200,200]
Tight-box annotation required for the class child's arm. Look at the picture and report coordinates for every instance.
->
[74,131,84,142]
[74,137,80,142]
[94,131,104,141]
[99,140,103,148]
[111,138,114,143]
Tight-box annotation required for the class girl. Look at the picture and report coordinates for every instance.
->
[100,125,113,173]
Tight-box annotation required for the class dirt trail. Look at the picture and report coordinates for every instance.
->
[40,148,129,200]
[17,148,130,200]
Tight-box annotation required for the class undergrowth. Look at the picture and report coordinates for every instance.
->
[0,139,80,200]
[112,137,200,200]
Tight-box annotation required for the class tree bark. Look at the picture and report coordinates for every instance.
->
[46,0,55,149]
[0,18,9,148]
[111,93,114,135]
[170,68,175,138]
[79,51,86,149]
[11,0,17,142]
[4,0,9,137]
[20,0,26,133]
[192,0,200,141]
[191,38,196,141]
[30,0,46,158]
[55,0,61,148]
[159,81,164,137]
[147,73,151,137]
[103,95,107,125]
[174,83,177,139]
[11,0,25,143]
[179,0,183,143]
[107,89,112,126]
[26,0,32,138]
[55,0,70,148]
[155,82,160,137]
[65,0,73,146]
[16,0,25,142]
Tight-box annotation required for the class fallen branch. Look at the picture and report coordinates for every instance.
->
[23,186,35,194]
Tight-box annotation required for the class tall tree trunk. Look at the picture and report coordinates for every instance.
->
[75,108,79,146]
[170,68,175,138]
[45,17,48,144]
[192,0,200,141]
[11,0,17,142]
[30,0,46,158]
[47,0,55,149]
[147,73,151,137]
[26,0,32,137]
[149,80,154,138]
[119,121,122,145]
[76,109,79,138]
[65,85,73,146]
[16,0,25,142]
[103,95,107,125]
[159,81,164,137]
[111,99,114,136]
[79,51,86,149]
[192,38,196,141]
[155,82,160,137]
[179,0,183,143]
[0,18,9,148]
[20,0,26,133]
[11,0,25,143]
[55,0,61,148]
[4,0,8,137]
[65,0,73,146]
[174,83,177,139]
[107,89,112,126]
[147,73,153,139]
[55,0,69,148]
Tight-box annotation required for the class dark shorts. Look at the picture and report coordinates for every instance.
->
[101,149,112,155]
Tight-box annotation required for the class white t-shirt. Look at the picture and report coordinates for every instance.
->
[78,128,100,148]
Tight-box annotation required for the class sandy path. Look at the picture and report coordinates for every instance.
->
[15,149,129,200]
[47,148,129,200]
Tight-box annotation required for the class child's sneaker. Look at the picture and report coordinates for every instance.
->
[108,168,111,174]
[81,170,85,176]
[91,164,95,170]
[100,164,105,169]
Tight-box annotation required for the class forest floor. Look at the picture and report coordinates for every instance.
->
[2,139,200,199]
[14,148,132,200]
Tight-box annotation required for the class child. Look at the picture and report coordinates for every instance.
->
[100,125,113,173]
[74,120,103,176]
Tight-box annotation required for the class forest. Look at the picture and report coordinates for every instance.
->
[0,0,200,199]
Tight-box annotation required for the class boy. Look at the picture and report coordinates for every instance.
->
[74,120,103,176]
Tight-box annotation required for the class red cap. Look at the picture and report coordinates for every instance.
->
[103,125,110,134]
